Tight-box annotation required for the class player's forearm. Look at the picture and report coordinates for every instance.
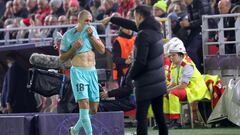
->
[90,36,105,54]
[59,47,77,62]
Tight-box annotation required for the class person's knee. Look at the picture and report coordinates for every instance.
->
[90,108,98,114]
[79,99,89,109]
[89,102,99,114]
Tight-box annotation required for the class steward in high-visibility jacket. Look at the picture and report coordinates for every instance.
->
[112,27,135,85]
[163,37,211,128]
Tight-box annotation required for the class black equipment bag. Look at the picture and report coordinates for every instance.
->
[27,68,70,97]
[27,68,108,113]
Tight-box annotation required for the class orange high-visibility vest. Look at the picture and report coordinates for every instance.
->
[113,36,135,80]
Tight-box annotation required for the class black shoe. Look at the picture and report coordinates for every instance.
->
[168,123,182,129]
[167,120,182,129]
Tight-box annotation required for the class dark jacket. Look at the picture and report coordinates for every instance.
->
[108,73,134,99]
[29,5,38,14]
[13,8,29,18]
[223,11,235,41]
[110,16,167,101]
[99,75,135,112]
[222,9,236,54]
[7,62,37,113]
[232,0,240,6]
[1,73,7,108]
[52,5,65,17]
[187,0,214,36]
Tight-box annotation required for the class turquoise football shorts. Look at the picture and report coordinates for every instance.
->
[70,66,99,102]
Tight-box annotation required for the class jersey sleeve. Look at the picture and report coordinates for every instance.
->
[91,26,100,39]
[60,32,71,53]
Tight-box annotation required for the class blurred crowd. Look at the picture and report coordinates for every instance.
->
[0,0,239,46]
[0,0,136,41]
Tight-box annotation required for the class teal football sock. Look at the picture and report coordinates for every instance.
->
[80,109,93,135]
[73,109,83,134]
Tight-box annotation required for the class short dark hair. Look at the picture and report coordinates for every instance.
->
[6,52,17,60]
[177,52,184,57]
[135,4,152,18]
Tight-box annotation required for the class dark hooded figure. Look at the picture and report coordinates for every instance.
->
[102,4,168,135]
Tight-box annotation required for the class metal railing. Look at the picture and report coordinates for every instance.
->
[155,17,172,39]
[0,18,172,51]
[202,13,240,82]
[202,13,240,56]
[0,22,118,51]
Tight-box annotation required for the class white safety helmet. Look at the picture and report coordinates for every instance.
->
[167,37,186,53]
[163,40,171,55]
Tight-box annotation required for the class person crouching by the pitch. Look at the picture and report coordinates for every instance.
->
[99,70,135,112]
[163,37,210,128]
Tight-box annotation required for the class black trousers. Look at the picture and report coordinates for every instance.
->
[98,98,135,112]
[136,95,168,135]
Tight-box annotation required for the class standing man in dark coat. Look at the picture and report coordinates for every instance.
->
[181,0,214,73]
[5,53,37,113]
[101,5,168,135]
